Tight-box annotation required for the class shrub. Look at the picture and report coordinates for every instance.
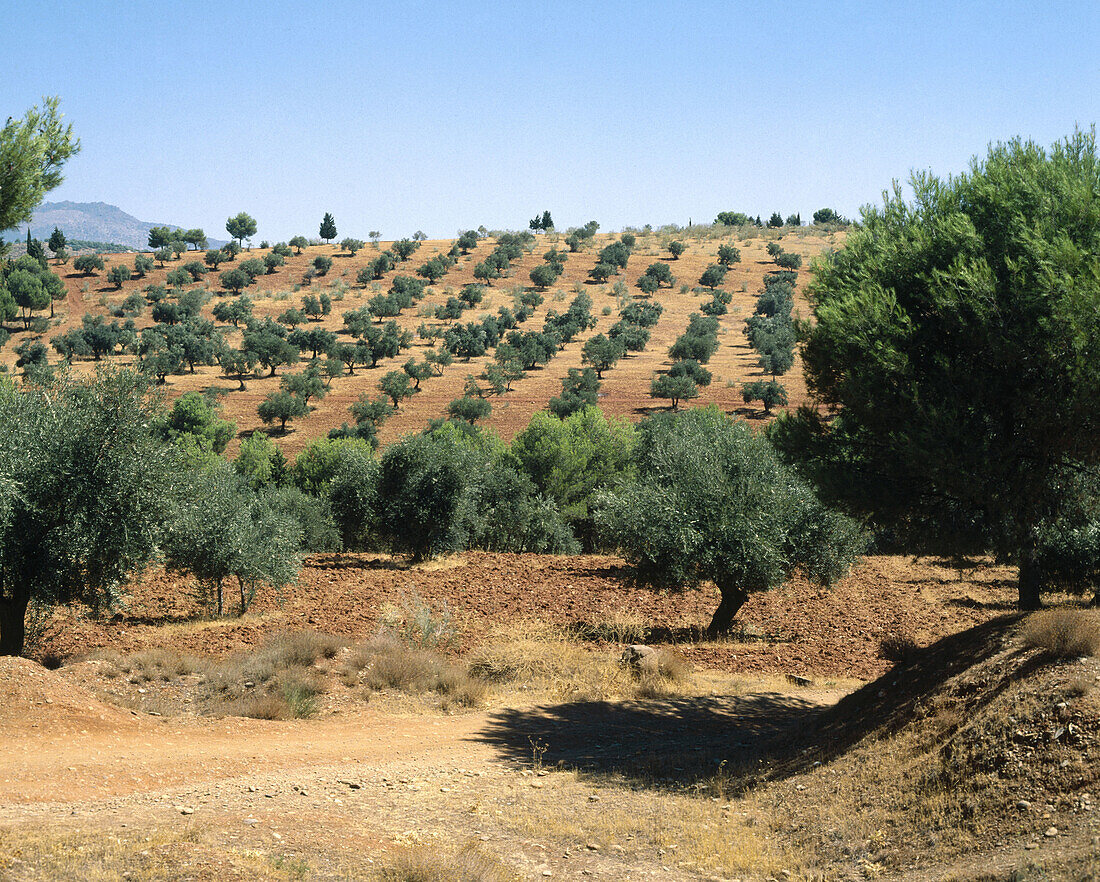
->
[1021,610,1100,658]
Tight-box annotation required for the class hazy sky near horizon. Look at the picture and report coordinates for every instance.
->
[4,0,1099,242]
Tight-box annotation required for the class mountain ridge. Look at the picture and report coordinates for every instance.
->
[3,201,228,250]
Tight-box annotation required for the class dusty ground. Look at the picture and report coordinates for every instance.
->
[3,555,1100,880]
[1,226,838,457]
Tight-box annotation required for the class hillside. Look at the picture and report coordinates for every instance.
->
[0,224,841,456]
[4,201,227,250]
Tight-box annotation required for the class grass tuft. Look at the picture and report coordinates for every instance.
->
[378,843,521,882]
[1021,608,1100,658]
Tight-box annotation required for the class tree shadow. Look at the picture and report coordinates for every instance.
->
[944,596,1018,612]
[308,553,412,572]
[475,692,820,792]
[474,617,1032,795]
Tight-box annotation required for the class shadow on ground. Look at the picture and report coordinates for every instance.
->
[477,616,1032,795]
[476,691,822,793]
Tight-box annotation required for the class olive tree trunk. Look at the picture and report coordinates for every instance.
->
[706,583,749,637]
[0,589,29,657]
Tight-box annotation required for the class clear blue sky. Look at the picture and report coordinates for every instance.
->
[4,0,1098,242]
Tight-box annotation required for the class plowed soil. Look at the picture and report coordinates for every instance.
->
[33,552,1019,681]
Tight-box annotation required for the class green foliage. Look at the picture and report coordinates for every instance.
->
[787,129,1100,608]
[130,253,153,278]
[529,262,559,289]
[165,462,301,616]
[379,369,416,408]
[812,207,843,225]
[698,264,727,289]
[716,243,741,266]
[378,427,576,560]
[767,212,784,228]
[548,367,599,418]
[7,267,48,327]
[289,235,309,254]
[581,333,625,379]
[643,262,675,287]
[417,255,449,284]
[106,264,131,288]
[290,437,374,495]
[715,211,750,226]
[668,358,711,387]
[234,432,285,490]
[742,379,788,413]
[258,390,308,433]
[511,407,634,546]
[447,395,491,423]
[214,267,248,296]
[775,251,802,270]
[327,442,380,549]
[73,253,104,275]
[588,262,615,283]
[649,373,698,409]
[0,97,80,233]
[47,227,66,254]
[158,391,236,453]
[598,240,631,270]
[596,407,864,633]
[667,240,685,259]
[239,257,266,280]
[318,213,337,243]
[339,237,365,256]
[668,313,720,364]
[312,254,333,276]
[225,212,257,248]
[0,369,174,654]
[212,295,253,327]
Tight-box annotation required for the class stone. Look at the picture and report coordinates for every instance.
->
[620,644,659,672]
[1045,827,1059,837]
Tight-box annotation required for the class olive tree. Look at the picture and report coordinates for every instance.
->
[0,369,175,655]
[597,407,864,634]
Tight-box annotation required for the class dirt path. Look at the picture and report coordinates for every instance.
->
[4,659,845,881]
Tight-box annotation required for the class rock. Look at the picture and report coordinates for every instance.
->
[586,842,600,851]
[620,644,659,672]
[588,794,601,802]
[244,818,258,825]
[1045,827,1059,837]
[176,806,193,815]
[1017,800,1031,810]
[785,674,812,688]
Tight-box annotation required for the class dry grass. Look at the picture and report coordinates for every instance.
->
[502,771,798,880]
[376,843,521,882]
[341,635,486,709]
[1021,608,1100,658]
[110,647,208,682]
[466,619,692,702]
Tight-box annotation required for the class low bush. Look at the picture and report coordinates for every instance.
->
[1021,609,1100,658]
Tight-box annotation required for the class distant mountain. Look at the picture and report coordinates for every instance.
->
[3,201,227,251]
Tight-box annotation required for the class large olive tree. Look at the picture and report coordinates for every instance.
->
[0,369,175,655]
